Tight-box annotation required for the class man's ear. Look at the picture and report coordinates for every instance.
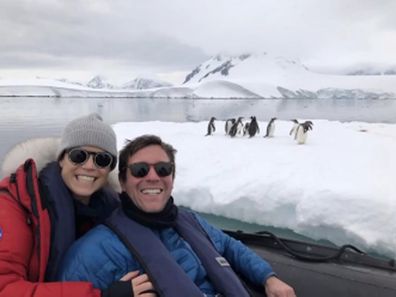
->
[107,169,122,193]
[119,178,126,192]
[58,158,65,169]
[120,183,126,192]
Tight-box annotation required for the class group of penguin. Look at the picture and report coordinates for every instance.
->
[205,116,314,144]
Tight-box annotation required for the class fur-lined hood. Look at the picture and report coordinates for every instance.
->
[1,138,121,192]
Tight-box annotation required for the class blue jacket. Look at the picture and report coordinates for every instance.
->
[58,210,275,295]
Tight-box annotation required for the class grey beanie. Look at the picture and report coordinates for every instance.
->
[57,113,117,161]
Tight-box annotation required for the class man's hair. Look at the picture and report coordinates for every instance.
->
[118,134,177,182]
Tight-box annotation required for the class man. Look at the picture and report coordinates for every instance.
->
[59,134,296,297]
[0,114,152,297]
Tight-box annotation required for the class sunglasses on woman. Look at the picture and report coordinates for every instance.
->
[67,148,114,168]
[128,162,174,178]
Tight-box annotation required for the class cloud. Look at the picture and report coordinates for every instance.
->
[1,0,395,80]
[0,1,208,71]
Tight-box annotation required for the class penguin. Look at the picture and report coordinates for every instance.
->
[236,117,245,136]
[225,118,236,135]
[248,116,260,137]
[305,120,314,129]
[205,116,216,136]
[243,121,250,136]
[229,117,244,137]
[295,120,313,144]
[264,117,277,138]
[289,119,299,136]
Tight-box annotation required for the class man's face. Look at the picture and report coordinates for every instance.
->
[59,145,111,204]
[121,144,174,213]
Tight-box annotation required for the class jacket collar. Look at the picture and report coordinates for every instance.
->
[1,137,60,177]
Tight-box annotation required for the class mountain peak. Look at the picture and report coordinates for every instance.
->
[87,75,114,89]
[183,52,308,84]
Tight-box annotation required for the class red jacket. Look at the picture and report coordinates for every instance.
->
[0,159,101,297]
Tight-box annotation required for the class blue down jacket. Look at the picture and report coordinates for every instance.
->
[58,212,275,295]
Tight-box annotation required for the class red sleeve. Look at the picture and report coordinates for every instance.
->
[0,194,101,297]
[0,281,101,297]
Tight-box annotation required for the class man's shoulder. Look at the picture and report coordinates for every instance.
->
[81,224,117,241]
[72,224,120,252]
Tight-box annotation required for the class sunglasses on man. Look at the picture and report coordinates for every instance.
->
[127,162,174,178]
[67,148,114,168]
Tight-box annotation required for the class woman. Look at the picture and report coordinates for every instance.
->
[0,114,152,297]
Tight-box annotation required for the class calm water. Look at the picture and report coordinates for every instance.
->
[1,96,395,250]
[1,96,395,159]
[1,96,395,168]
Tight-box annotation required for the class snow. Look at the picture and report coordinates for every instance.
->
[122,77,173,90]
[112,119,396,258]
[182,53,396,98]
[1,53,396,98]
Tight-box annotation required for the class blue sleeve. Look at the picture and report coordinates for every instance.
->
[57,225,142,290]
[194,214,275,286]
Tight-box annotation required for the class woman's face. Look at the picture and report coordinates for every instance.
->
[59,145,111,204]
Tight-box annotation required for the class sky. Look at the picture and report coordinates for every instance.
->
[109,119,396,259]
[1,0,395,84]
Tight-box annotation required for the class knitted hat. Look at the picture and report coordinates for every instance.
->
[57,113,117,167]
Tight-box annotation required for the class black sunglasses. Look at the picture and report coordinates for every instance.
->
[128,162,174,178]
[68,148,113,169]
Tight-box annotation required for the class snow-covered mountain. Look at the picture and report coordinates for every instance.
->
[183,53,309,84]
[182,53,396,99]
[86,75,114,89]
[1,52,396,99]
[122,77,172,90]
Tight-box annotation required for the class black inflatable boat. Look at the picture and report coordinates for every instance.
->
[225,230,396,297]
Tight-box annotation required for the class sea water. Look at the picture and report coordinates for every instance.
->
[1,96,395,161]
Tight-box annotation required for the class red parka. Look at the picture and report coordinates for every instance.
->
[0,159,102,297]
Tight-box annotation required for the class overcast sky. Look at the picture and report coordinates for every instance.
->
[1,0,395,84]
